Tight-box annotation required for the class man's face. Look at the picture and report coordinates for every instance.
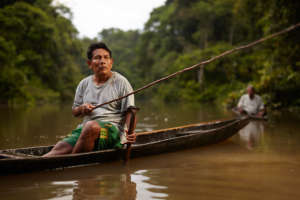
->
[88,48,113,76]
[247,87,255,98]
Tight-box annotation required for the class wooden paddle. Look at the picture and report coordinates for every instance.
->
[124,106,139,164]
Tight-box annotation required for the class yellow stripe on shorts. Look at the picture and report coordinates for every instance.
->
[100,128,108,139]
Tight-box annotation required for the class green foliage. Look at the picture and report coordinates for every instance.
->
[128,0,300,109]
[0,0,299,110]
[0,0,82,104]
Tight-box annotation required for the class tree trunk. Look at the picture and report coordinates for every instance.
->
[197,65,204,88]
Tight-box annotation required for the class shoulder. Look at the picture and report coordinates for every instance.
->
[255,94,263,101]
[111,71,133,94]
[78,75,92,85]
[240,94,248,100]
[112,71,131,85]
[76,75,92,90]
[238,94,249,104]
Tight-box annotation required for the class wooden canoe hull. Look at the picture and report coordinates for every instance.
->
[0,117,249,174]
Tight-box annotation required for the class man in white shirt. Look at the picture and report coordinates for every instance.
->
[237,85,265,117]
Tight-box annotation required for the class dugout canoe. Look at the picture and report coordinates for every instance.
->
[0,117,249,174]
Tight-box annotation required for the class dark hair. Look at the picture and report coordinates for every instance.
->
[87,42,112,60]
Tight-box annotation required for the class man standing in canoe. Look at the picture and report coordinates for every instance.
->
[236,85,265,117]
[43,42,136,157]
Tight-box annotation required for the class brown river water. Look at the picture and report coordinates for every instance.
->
[0,102,300,200]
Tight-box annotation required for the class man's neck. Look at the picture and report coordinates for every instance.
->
[93,72,112,85]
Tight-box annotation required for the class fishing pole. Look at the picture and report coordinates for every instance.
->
[92,22,300,110]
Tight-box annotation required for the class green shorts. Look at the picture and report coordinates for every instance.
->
[63,121,122,150]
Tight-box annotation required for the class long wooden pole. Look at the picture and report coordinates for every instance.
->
[124,106,139,164]
[92,22,300,110]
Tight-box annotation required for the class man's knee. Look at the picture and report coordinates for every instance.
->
[53,141,73,151]
[81,121,101,139]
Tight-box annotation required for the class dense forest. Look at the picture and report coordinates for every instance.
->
[1,0,299,109]
[0,0,84,105]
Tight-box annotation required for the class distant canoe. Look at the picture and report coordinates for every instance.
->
[232,108,268,121]
[0,117,249,174]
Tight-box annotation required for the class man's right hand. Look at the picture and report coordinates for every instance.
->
[80,103,95,115]
[238,107,244,113]
[73,103,95,117]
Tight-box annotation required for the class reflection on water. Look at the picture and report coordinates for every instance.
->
[72,173,136,200]
[49,181,75,200]
[71,170,169,200]
[1,103,300,200]
[132,170,168,200]
[238,121,264,150]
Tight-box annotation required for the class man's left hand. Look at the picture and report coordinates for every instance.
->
[126,132,136,143]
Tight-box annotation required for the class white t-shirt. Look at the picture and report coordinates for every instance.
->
[72,71,135,132]
[237,94,264,115]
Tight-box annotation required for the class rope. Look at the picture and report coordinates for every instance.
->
[93,22,300,110]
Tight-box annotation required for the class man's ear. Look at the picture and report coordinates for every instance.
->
[87,60,92,69]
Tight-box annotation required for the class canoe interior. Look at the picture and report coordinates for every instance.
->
[135,118,236,144]
[0,118,237,159]
[0,146,53,159]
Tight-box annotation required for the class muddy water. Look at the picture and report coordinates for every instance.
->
[0,103,300,200]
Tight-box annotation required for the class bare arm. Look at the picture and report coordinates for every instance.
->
[72,103,95,117]
[123,107,138,143]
